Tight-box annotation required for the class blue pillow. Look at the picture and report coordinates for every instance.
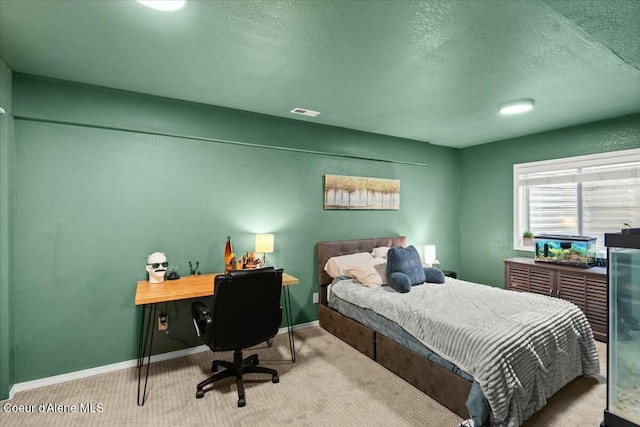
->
[424,267,445,284]
[386,245,426,292]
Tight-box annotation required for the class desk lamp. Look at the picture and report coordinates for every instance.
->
[255,234,274,267]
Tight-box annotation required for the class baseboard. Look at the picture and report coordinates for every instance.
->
[5,320,319,401]
[292,320,318,331]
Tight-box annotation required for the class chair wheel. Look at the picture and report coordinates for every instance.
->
[272,375,279,383]
[211,362,218,372]
[267,339,274,347]
[238,398,246,407]
[196,390,204,399]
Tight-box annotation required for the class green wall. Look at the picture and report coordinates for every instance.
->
[0,58,15,402]
[459,113,640,288]
[7,71,637,400]
[5,74,461,390]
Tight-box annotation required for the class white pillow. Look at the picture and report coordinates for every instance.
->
[347,258,387,287]
[324,252,374,278]
[371,246,390,259]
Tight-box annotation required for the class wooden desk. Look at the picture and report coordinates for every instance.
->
[135,272,299,304]
[134,271,299,406]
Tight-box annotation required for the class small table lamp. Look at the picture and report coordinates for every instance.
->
[255,234,274,267]
[424,245,437,266]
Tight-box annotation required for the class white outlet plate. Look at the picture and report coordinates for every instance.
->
[312,292,319,304]
[158,315,168,331]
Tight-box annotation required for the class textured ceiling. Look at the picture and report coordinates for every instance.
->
[0,0,639,148]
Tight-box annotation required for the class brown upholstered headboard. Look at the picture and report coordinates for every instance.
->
[317,236,406,289]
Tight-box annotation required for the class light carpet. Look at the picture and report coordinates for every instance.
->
[0,327,606,426]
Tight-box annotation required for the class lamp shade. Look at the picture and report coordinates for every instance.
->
[255,234,274,254]
[424,245,436,265]
[137,0,186,11]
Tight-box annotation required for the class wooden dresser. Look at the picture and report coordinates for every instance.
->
[504,257,607,341]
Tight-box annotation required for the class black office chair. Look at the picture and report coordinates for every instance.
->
[191,267,283,407]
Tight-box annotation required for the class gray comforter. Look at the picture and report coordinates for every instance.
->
[330,277,600,427]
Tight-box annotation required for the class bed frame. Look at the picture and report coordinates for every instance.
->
[317,237,472,419]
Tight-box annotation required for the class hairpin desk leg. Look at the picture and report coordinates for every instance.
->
[283,286,295,363]
[137,303,157,406]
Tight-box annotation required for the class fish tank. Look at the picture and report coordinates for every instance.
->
[534,234,597,268]
[602,230,640,427]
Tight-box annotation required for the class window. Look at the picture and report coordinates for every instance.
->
[514,148,640,252]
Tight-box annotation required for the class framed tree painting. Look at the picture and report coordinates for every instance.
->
[324,174,400,210]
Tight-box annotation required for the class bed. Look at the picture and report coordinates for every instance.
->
[317,237,600,427]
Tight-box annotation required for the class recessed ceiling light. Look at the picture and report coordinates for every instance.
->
[137,0,186,12]
[290,108,321,117]
[499,99,535,115]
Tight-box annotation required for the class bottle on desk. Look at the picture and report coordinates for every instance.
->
[224,236,234,272]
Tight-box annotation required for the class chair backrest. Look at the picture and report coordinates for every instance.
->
[209,267,283,351]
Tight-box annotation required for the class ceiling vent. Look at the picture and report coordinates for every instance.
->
[290,108,320,117]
